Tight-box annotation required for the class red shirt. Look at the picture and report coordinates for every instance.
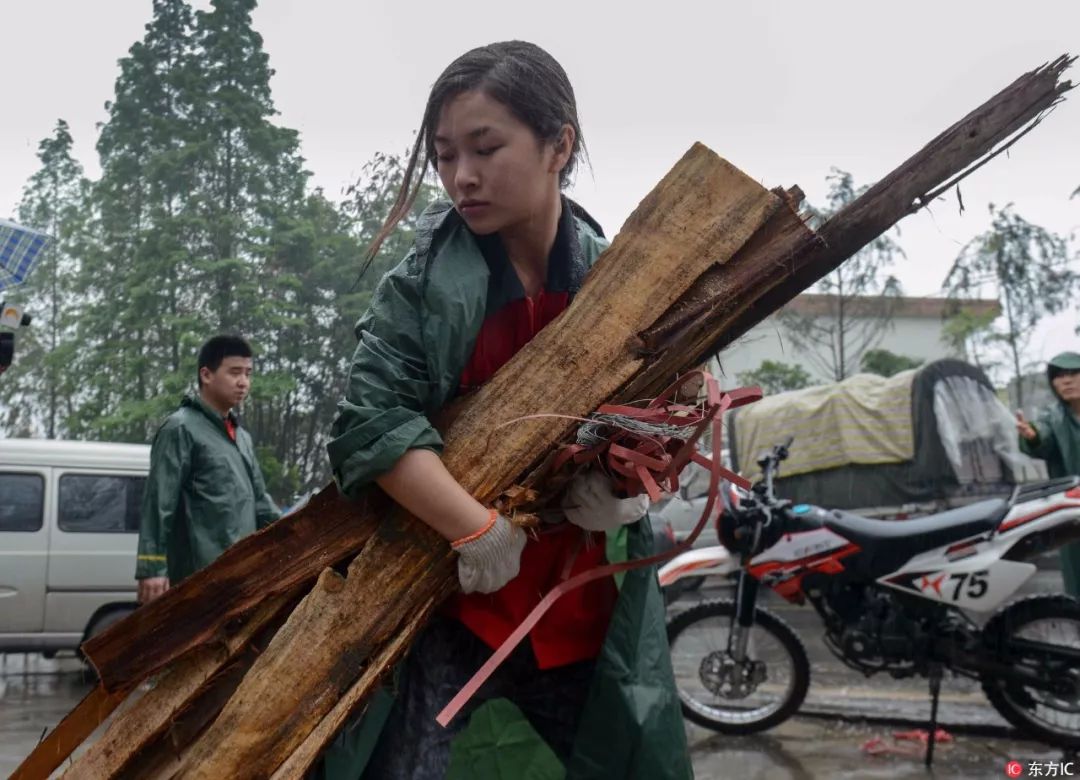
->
[446,213,618,670]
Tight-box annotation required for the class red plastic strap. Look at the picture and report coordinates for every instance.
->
[862,729,952,757]
[436,372,761,727]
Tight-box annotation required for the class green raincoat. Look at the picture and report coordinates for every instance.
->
[324,200,692,779]
[1020,351,1080,595]
[136,394,280,583]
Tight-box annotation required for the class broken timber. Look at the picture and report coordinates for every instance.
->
[170,145,784,779]
[14,54,1072,780]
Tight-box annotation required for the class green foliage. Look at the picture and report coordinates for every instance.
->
[780,169,905,381]
[860,349,922,377]
[737,360,815,396]
[942,305,999,374]
[943,203,1076,406]
[2,119,88,438]
[4,0,441,501]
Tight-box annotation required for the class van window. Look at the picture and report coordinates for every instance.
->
[0,472,45,532]
[58,474,146,533]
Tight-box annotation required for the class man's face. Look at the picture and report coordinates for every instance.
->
[200,356,253,411]
[1051,369,1080,403]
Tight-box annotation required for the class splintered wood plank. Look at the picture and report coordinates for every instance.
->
[268,591,444,779]
[169,144,779,779]
[62,591,295,779]
[8,684,127,780]
[54,55,1072,778]
[83,485,388,692]
[175,522,458,779]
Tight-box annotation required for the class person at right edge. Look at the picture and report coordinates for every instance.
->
[1017,350,1080,596]
[319,41,691,780]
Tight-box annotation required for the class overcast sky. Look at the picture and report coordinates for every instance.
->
[3,0,1078,367]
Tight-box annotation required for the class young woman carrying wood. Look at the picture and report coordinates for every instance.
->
[323,40,691,780]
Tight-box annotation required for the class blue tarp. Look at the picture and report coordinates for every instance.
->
[0,218,51,292]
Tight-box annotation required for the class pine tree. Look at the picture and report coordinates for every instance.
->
[10,0,438,502]
[1,120,87,437]
[71,0,200,441]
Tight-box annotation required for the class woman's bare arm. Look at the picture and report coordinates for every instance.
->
[375,449,491,541]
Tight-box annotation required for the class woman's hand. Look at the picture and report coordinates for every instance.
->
[561,469,649,532]
[452,510,527,593]
[376,449,526,593]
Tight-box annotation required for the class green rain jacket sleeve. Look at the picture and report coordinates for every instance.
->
[252,460,281,529]
[136,420,192,579]
[327,252,444,500]
[1020,409,1061,463]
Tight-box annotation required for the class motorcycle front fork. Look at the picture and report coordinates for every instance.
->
[728,570,760,661]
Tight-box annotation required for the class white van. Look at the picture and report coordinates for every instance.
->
[0,439,149,654]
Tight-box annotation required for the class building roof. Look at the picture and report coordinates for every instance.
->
[0,439,149,470]
[783,294,1001,319]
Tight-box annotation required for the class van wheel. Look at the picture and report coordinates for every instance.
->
[80,606,136,679]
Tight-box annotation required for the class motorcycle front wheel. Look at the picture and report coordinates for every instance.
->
[981,594,1080,749]
[666,599,810,734]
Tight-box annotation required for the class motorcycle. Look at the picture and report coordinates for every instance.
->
[662,437,1080,750]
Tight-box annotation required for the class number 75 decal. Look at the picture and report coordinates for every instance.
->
[885,559,1038,613]
[909,569,990,600]
[948,570,989,600]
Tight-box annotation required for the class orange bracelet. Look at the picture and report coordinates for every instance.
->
[451,507,499,549]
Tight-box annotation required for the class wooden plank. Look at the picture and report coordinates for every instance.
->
[83,484,388,692]
[166,145,780,779]
[50,57,1072,777]
[106,652,253,777]
[174,524,458,779]
[8,684,126,780]
[657,56,1077,374]
[62,591,295,779]
[269,592,443,779]
[81,54,1074,702]
[116,657,253,780]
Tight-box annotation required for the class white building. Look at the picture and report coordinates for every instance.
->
[715,294,1000,386]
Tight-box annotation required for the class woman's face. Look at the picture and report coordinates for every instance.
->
[433,89,571,236]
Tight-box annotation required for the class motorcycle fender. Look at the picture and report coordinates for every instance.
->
[880,549,1037,613]
[658,546,736,587]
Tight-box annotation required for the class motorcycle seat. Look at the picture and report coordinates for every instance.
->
[823,499,1009,575]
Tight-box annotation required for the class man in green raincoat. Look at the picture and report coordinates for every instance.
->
[135,334,280,603]
[319,196,691,780]
[1017,350,1080,596]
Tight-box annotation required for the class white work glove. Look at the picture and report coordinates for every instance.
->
[561,469,650,532]
[452,512,527,594]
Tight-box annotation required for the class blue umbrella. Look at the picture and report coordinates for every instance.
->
[0,218,52,292]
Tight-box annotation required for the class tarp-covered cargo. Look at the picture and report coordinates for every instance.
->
[729,359,1046,512]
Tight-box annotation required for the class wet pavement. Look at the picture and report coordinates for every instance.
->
[686,717,1068,779]
[0,654,93,776]
[1,656,1068,779]
[1,566,1075,778]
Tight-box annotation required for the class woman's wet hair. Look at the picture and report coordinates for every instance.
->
[365,41,586,263]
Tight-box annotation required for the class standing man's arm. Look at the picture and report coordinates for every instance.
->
[136,422,191,603]
[252,456,281,529]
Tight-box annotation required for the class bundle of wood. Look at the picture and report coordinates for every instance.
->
[14,55,1073,780]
